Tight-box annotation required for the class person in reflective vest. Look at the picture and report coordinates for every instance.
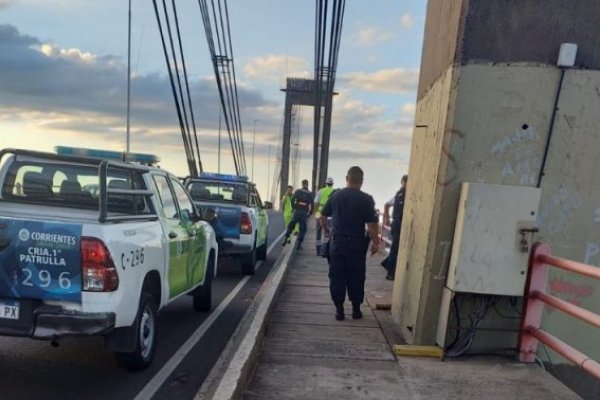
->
[282,179,314,250]
[313,176,335,255]
[280,185,296,243]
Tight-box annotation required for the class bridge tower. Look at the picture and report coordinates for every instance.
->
[279,78,334,199]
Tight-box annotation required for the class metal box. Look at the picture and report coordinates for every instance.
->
[446,183,541,296]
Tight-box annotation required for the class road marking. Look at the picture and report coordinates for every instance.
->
[133,229,285,400]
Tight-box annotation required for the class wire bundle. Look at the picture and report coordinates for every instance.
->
[198,0,246,176]
[152,0,203,176]
[446,294,496,358]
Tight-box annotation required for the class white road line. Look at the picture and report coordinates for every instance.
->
[133,229,285,400]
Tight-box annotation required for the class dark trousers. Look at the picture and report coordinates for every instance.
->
[285,210,308,243]
[315,219,322,252]
[328,236,367,305]
[386,223,401,274]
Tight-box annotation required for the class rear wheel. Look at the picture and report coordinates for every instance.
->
[193,257,213,311]
[257,232,268,260]
[115,292,158,371]
[241,245,257,275]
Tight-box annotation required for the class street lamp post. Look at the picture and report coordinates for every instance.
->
[251,119,258,181]
[267,144,272,201]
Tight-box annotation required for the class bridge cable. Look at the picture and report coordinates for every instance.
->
[152,0,197,176]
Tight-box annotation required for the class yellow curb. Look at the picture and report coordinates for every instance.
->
[393,345,444,359]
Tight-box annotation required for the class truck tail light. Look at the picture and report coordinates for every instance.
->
[240,212,252,234]
[81,237,119,292]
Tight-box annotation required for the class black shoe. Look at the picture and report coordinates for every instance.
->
[380,257,388,269]
[385,272,395,281]
[335,305,345,321]
[352,304,363,319]
[282,239,287,247]
[297,243,303,250]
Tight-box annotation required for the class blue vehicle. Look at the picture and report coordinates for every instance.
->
[184,173,268,275]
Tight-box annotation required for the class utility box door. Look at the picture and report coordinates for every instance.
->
[446,183,541,296]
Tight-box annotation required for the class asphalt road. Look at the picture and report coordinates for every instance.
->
[0,211,285,400]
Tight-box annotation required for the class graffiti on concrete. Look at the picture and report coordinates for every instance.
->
[537,185,583,234]
[548,276,595,310]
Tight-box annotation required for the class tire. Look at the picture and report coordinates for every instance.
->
[241,245,257,275]
[115,292,158,371]
[193,257,213,311]
[257,232,268,261]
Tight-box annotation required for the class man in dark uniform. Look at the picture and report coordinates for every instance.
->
[320,166,380,320]
[282,179,314,250]
[382,175,407,280]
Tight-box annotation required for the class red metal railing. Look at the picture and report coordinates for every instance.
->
[519,242,600,380]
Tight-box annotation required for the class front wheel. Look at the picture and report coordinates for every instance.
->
[241,245,256,275]
[193,257,213,311]
[115,292,158,371]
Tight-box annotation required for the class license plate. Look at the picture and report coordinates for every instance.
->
[0,301,20,320]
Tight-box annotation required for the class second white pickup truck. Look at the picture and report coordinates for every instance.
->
[0,147,218,370]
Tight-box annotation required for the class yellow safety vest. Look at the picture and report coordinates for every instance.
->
[317,186,334,213]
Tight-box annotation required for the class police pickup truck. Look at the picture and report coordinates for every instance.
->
[0,147,218,370]
[184,173,268,275]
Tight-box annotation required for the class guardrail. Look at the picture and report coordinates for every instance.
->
[519,242,600,380]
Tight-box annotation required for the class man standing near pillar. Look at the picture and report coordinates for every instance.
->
[320,166,380,321]
[313,176,335,255]
[382,175,407,281]
[282,179,314,250]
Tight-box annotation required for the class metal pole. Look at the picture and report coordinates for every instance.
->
[252,119,258,181]
[267,144,271,200]
[126,0,132,153]
[218,107,222,173]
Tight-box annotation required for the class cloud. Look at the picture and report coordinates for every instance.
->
[0,24,273,139]
[0,0,14,9]
[400,103,416,115]
[355,25,394,47]
[243,54,310,81]
[341,68,419,94]
[400,13,415,29]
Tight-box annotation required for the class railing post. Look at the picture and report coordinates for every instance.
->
[519,242,552,362]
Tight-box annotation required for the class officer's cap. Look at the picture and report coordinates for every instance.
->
[326,177,334,185]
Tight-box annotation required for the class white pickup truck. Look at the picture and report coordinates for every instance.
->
[0,147,218,370]
[184,173,268,275]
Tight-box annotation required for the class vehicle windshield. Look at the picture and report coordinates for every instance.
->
[1,159,152,215]
[188,180,248,204]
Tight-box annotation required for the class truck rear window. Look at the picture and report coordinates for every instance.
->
[188,181,248,204]
[1,161,152,215]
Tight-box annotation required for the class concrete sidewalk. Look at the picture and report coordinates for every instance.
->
[241,228,580,400]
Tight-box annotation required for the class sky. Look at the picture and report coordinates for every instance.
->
[0,0,426,208]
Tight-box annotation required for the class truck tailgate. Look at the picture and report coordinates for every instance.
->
[0,217,82,303]
[197,204,241,239]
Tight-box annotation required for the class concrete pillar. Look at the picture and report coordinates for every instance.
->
[392,0,600,358]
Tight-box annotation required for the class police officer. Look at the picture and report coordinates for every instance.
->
[320,166,380,320]
[382,175,407,280]
[282,179,314,250]
[313,176,335,254]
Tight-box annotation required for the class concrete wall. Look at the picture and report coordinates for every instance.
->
[394,0,600,396]
[391,67,457,342]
